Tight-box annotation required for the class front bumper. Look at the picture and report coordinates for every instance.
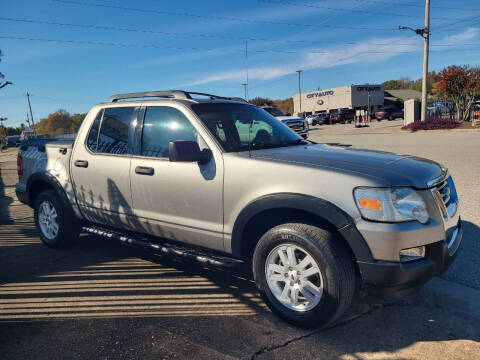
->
[358,217,463,298]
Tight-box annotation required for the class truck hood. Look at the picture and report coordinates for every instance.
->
[250,143,444,188]
[275,116,305,122]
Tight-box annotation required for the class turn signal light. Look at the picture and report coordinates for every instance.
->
[358,198,382,210]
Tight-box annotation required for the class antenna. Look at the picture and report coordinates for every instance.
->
[245,40,249,101]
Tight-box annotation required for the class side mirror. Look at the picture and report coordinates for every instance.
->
[168,141,212,164]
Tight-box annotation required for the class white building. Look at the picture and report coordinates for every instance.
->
[293,84,384,115]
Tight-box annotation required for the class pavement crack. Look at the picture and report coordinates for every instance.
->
[249,329,320,360]
[250,295,386,359]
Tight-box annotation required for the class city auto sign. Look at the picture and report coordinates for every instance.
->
[306,90,334,99]
[356,86,381,92]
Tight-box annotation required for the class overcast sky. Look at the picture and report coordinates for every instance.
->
[1,0,479,126]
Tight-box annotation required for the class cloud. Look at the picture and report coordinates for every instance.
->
[186,36,420,86]
[186,28,478,87]
[438,27,479,44]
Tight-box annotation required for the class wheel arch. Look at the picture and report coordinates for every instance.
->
[231,193,374,263]
[27,173,72,211]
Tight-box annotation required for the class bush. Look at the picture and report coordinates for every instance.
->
[401,118,460,131]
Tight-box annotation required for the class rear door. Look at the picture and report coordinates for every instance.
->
[71,106,139,229]
[130,104,224,251]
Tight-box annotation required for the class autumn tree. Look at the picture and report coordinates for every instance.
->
[249,97,275,107]
[273,98,294,115]
[439,65,480,122]
[35,109,85,136]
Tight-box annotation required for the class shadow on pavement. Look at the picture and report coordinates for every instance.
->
[0,152,479,359]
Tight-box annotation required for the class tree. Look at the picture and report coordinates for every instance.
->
[439,65,480,122]
[0,50,12,90]
[249,97,274,107]
[71,113,87,132]
[273,98,294,115]
[6,126,23,136]
[383,77,412,90]
[34,109,85,135]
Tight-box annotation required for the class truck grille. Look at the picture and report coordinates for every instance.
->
[430,176,458,220]
[285,121,305,132]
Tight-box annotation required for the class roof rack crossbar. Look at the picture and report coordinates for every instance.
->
[107,90,248,103]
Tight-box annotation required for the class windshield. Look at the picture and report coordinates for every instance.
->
[192,103,306,152]
[262,107,285,117]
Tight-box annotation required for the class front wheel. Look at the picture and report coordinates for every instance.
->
[253,223,356,328]
[34,190,80,248]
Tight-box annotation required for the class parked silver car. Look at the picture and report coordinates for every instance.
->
[16,91,462,328]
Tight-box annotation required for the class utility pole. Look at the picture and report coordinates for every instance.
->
[242,83,248,101]
[421,0,430,122]
[26,92,37,135]
[398,0,430,122]
[296,70,303,116]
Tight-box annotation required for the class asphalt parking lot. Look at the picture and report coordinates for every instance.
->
[1,124,479,359]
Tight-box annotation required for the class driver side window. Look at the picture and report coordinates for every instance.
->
[141,106,198,158]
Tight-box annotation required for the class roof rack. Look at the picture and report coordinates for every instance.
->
[107,90,248,103]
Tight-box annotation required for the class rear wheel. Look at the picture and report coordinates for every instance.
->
[34,190,80,248]
[253,223,356,328]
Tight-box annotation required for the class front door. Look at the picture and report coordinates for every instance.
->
[71,106,138,229]
[130,105,224,251]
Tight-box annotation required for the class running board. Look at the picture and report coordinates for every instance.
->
[82,225,243,268]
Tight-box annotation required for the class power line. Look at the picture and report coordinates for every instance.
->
[1,17,476,48]
[48,0,395,31]
[353,0,479,11]
[431,14,480,35]
[257,0,460,21]
[2,35,479,55]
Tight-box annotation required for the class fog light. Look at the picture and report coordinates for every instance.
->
[400,246,426,262]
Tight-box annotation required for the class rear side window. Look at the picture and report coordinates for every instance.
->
[86,109,103,152]
[91,107,135,155]
[141,106,197,158]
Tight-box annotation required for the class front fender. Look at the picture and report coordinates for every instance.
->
[231,193,373,262]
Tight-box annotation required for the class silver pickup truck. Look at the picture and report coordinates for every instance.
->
[16,90,462,328]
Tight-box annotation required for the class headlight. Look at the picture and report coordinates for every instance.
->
[354,187,429,224]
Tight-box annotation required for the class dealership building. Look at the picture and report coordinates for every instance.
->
[293,84,384,115]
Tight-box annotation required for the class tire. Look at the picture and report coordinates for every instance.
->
[34,190,80,248]
[388,116,393,121]
[253,223,356,328]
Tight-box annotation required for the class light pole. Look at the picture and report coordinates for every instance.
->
[399,0,430,121]
[296,70,303,116]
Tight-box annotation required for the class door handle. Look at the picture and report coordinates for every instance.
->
[74,160,89,168]
[135,166,154,176]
